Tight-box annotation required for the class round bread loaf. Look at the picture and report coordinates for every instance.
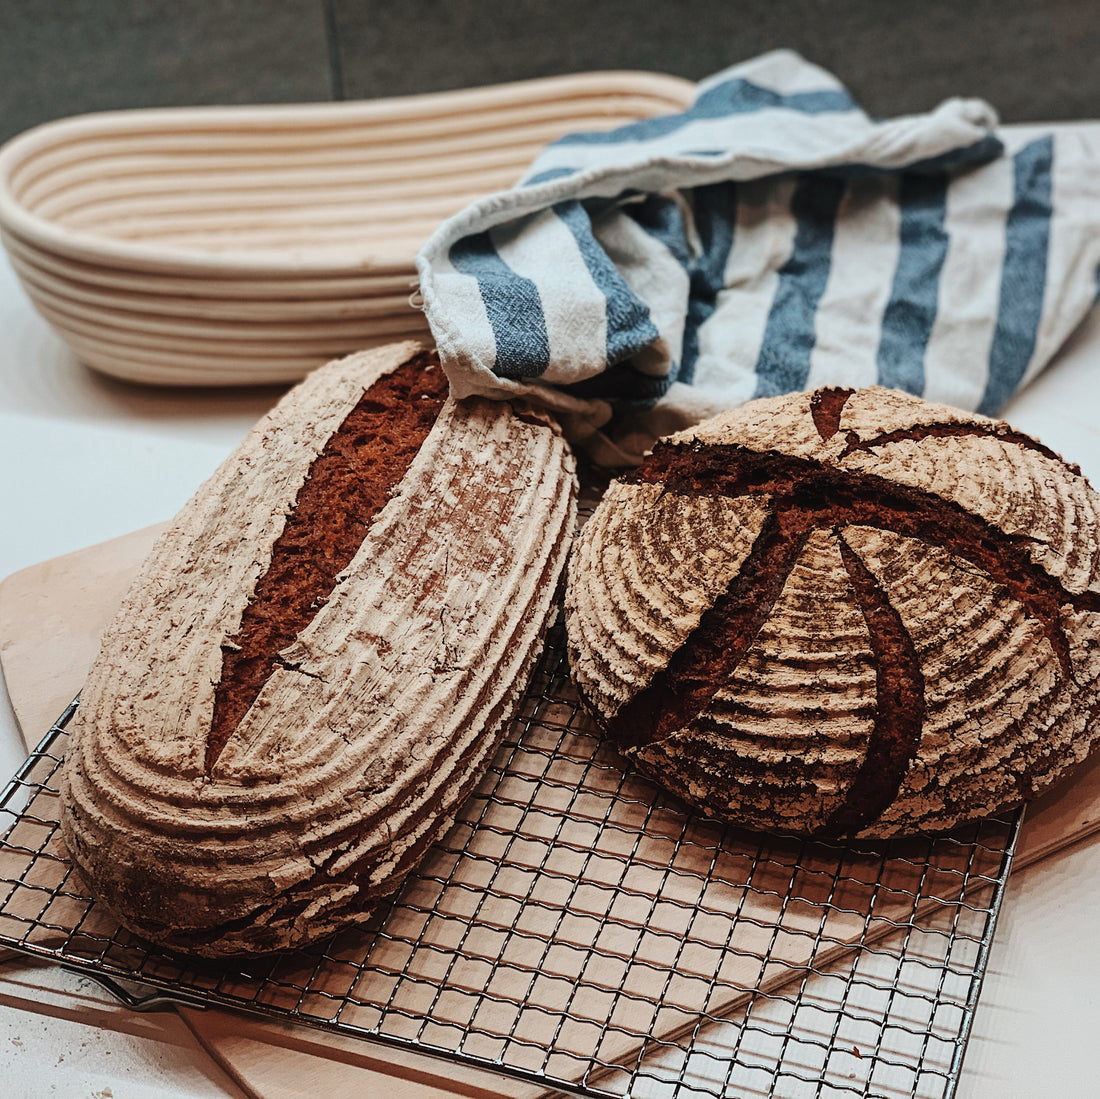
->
[564,386,1100,839]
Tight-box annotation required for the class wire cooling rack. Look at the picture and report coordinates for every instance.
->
[0,618,1020,1099]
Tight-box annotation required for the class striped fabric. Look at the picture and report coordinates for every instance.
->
[417,51,1100,464]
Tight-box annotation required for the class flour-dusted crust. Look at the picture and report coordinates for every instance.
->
[565,386,1100,839]
[60,341,577,955]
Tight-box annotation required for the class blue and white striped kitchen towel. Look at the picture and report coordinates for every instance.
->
[416,50,1100,464]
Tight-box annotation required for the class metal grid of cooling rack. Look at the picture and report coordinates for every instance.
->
[0,619,1020,1099]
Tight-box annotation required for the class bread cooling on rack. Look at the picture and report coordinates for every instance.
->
[565,386,1100,839]
[59,341,577,957]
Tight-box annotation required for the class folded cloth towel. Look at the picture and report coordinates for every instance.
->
[417,50,1100,464]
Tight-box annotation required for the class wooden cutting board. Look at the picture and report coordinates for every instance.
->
[3,527,1100,1097]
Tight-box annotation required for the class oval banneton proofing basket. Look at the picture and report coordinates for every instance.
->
[0,72,694,386]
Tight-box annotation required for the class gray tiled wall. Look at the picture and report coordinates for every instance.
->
[2,1,1099,145]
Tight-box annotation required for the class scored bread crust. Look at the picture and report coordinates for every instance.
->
[60,341,578,956]
[565,386,1100,839]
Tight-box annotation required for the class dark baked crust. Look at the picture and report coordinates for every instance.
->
[208,349,448,768]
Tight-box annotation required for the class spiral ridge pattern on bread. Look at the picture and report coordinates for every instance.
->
[565,386,1100,838]
[60,342,577,955]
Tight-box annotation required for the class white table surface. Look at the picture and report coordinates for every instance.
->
[0,249,1099,1097]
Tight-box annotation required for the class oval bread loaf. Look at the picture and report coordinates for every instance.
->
[60,341,577,956]
[565,386,1100,839]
